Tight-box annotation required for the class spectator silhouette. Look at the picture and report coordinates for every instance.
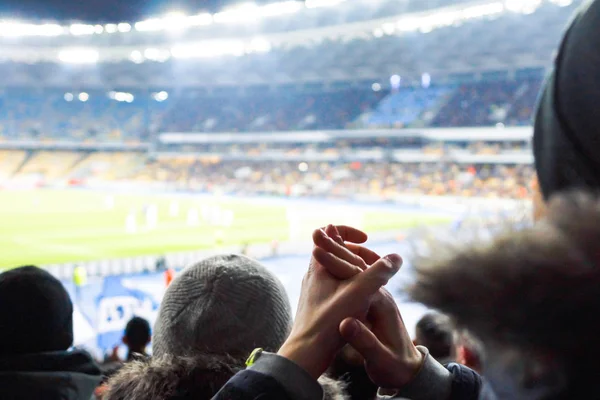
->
[0,266,101,399]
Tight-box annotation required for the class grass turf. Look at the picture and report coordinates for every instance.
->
[0,189,451,268]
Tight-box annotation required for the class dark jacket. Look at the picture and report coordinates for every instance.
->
[212,347,481,400]
[105,353,348,400]
[0,349,102,400]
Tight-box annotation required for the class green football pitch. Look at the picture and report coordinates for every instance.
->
[0,189,451,268]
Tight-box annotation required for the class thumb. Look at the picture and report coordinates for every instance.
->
[351,254,402,297]
[339,318,389,364]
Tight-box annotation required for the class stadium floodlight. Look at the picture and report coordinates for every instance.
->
[214,1,302,23]
[305,0,346,9]
[396,18,421,32]
[144,47,171,62]
[110,91,134,102]
[94,25,104,34]
[163,11,189,31]
[117,23,132,32]
[421,73,431,88]
[152,91,169,102]
[0,21,64,37]
[382,23,395,35]
[214,3,260,24]
[64,93,74,102]
[78,92,89,102]
[371,83,381,92]
[129,50,145,64]
[104,24,118,33]
[171,40,245,58]
[390,75,401,88]
[58,48,99,64]
[70,24,95,35]
[135,18,164,32]
[298,162,308,172]
[259,1,304,17]
[373,28,384,38]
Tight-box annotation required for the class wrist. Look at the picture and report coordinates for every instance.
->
[396,345,426,387]
[277,332,338,380]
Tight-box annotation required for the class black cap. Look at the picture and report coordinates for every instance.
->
[0,266,73,355]
[534,1,600,199]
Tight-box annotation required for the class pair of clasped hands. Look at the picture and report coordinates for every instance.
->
[278,224,424,390]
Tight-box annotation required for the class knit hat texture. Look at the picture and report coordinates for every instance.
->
[0,265,74,355]
[534,1,600,199]
[152,254,292,358]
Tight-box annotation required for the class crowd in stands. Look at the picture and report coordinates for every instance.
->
[0,75,542,142]
[0,147,534,199]
[130,160,534,199]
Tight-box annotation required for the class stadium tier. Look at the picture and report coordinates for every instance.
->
[0,74,540,140]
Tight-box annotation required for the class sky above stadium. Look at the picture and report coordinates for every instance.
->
[0,0,277,22]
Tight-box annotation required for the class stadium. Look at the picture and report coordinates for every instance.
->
[0,0,591,398]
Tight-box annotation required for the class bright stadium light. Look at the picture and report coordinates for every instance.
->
[64,93,74,102]
[69,24,95,35]
[163,11,189,31]
[94,24,104,34]
[58,48,99,64]
[298,162,308,172]
[171,40,245,58]
[260,1,304,17]
[373,28,384,38]
[129,50,144,64]
[0,21,64,37]
[104,23,118,33]
[382,23,395,35]
[371,83,381,92]
[305,0,347,8]
[144,47,171,62]
[135,18,163,31]
[214,3,260,23]
[78,92,89,102]
[117,22,132,32]
[152,91,169,102]
[422,73,431,88]
[213,2,302,23]
[390,75,401,88]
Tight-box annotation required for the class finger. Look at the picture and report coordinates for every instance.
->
[350,254,402,297]
[313,229,368,271]
[325,224,344,246]
[339,318,388,363]
[346,243,381,266]
[368,289,413,349]
[335,225,368,244]
[312,246,363,280]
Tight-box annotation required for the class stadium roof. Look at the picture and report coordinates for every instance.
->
[0,0,579,87]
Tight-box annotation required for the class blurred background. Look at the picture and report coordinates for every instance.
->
[0,0,575,356]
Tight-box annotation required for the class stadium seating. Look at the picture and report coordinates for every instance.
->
[0,150,27,182]
[0,76,543,141]
[366,86,451,128]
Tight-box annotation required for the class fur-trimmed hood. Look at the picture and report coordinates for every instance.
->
[105,353,348,400]
[409,192,600,398]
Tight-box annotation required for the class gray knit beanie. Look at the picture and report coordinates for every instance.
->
[152,254,292,358]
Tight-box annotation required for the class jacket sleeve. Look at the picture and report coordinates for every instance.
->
[213,347,482,400]
[212,352,323,400]
[377,347,482,400]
